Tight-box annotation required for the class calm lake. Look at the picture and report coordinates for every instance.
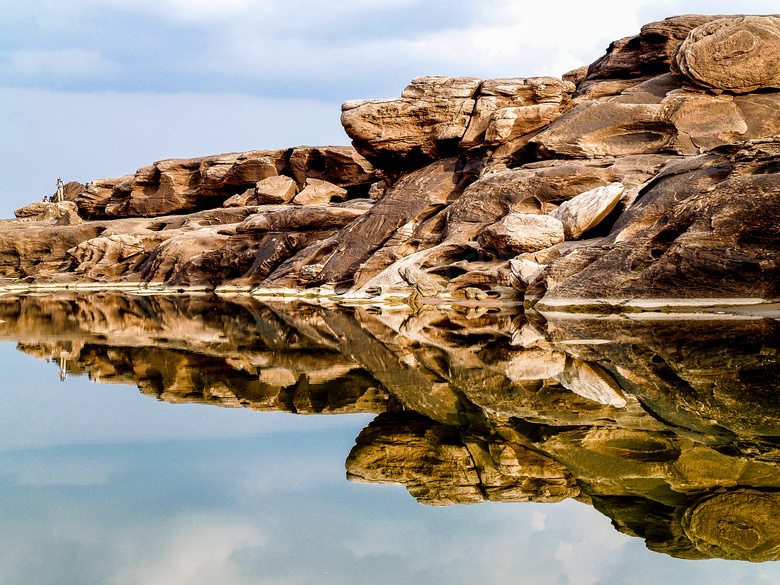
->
[1,292,780,584]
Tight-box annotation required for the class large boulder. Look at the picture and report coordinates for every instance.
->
[289,146,377,188]
[341,76,481,168]
[672,16,780,94]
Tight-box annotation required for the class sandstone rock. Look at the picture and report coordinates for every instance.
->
[578,15,741,87]
[222,189,257,207]
[445,156,668,242]
[266,158,466,289]
[14,201,81,225]
[460,77,575,147]
[531,138,780,304]
[254,175,298,205]
[76,176,133,217]
[341,76,481,167]
[509,258,546,288]
[505,348,566,382]
[289,146,377,187]
[367,180,387,200]
[679,490,780,561]
[556,358,627,407]
[66,234,149,279]
[75,151,289,219]
[531,74,780,158]
[236,205,366,233]
[0,223,104,278]
[292,178,348,206]
[550,182,625,239]
[478,213,565,253]
[673,16,780,94]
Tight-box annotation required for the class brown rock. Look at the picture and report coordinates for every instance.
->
[269,158,466,289]
[222,189,257,207]
[550,182,625,239]
[530,137,780,305]
[292,179,348,206]
[254,175,299,205]
[444,155,671,242]
[236,205,366,234]
[477,213,565,253]
[76,176,133,217]
[530,74,780,158]
[341,76,481,167]
[673,16,780,94]
[289,146,377,187]
[460,77,574,147]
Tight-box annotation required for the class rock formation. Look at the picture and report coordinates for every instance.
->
[4,292,780,560]
[3,14,780,309]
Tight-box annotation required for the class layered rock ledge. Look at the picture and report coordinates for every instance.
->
[4,14,780,309]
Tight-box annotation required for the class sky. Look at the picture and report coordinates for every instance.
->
[1,0,780,217]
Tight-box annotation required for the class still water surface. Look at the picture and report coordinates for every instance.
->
[1,293,780,584]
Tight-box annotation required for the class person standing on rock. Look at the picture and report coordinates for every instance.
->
[55,178,64,202]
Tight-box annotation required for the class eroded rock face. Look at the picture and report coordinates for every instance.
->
[342,76,481,168]
[530,138,780,304]
[673,16,780,93]
[460,77,575,148]
[531,74,780,158]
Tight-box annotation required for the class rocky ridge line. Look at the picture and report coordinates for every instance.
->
[4,14,780,307]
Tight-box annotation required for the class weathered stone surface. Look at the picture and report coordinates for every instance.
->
[263,158,466,290]
[550,182,625,239]
[531,138,780,304]
[478,213,565,254]
[341,76,481,167]
[579,15,742,87]
[289,146,377,187]
[236,205,366,234]
[253,175,299,205]
[460,77,574,147]
[14,201,81,226]
[531,74,780,158]
[292,178,347,206]
[556,358,627,407]
[66,234,149,279]
[509,258,546,288]
[346,412,578,505]
[444,155,670,242]
[673,16,780,94]
[75,150,289,218]
[76,176,133,217]
[222,189,257,208]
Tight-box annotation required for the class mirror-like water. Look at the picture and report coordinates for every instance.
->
[2,292,780,584]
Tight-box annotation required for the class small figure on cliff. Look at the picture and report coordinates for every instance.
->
[55,178,64,203]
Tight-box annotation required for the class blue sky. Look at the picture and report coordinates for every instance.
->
[2,0,780,217]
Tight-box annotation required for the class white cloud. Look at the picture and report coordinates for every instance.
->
[109,514,267,585]
[9,48,112,78]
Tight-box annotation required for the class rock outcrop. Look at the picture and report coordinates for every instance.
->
[2,13,780,311]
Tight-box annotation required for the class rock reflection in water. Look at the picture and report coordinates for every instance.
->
[2,292,780,562]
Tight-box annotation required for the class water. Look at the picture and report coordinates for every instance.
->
[1,292,780,584]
